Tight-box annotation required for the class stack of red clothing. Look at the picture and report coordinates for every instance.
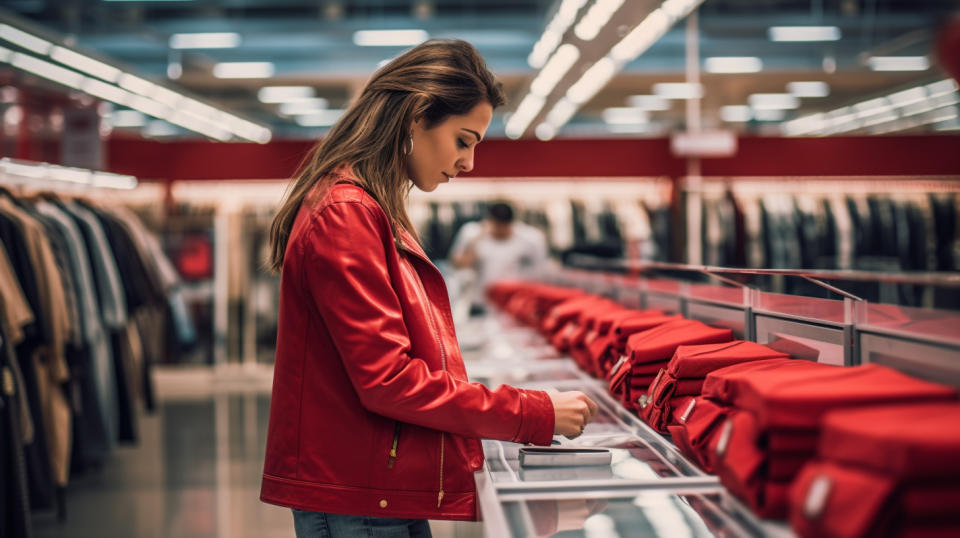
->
[568,306,642,373]
[489,282,584,327]
[677,360,956,518]
[639,341,789,433]
[548,298,621,353]
[790,402,960,537]
[587,313,682,378]
[540,295,609,341]
[607,319,733,412]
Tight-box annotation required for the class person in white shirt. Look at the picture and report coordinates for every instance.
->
[449,201,548,313]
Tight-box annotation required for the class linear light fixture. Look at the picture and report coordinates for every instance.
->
[212,61,274,79]
[278,98,329,116]
[110,110,147,127]
[781,79,959,136]
[768,26,841,42]
[868,56,930,72]
[257,86,315,103]
[0,17,271,142]
[169,32,241,49]
[353,29,428,47]
[0,157,138,190]
[574,0,625,41]
[627,95,670,110]
[294,109,346,127]
[512,0,705,138]
[720,105,751,122]
[787,81,829,98]
[748,93,799,110]
[602,107,649,125]
[529,44,580,98]
[705,56,763,74]
[528,0,588,68]
[653,82,704,99]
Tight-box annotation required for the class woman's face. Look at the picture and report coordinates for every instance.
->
[407,101,493,192]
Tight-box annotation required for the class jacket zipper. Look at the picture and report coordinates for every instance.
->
[387,422,401,469]
[408,258,447,508]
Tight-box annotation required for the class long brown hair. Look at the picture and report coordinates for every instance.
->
[268,39,505,271]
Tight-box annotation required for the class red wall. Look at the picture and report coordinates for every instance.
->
[106,135,960,181]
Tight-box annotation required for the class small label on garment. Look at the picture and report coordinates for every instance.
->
[584,330,599,345]
[2,367,13,396]
[681,399,697,423]
[637,394,649,408]
[609,356,628,377]
[716,419,733,457]
[651,368,665,390]
[804,475,832,519]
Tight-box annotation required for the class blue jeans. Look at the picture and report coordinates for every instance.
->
[291,509,433,538]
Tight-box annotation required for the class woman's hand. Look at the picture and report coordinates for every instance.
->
[548,391,599,439]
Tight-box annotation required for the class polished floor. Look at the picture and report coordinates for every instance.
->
[31,366,483,538]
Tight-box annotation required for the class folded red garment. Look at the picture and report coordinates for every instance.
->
[589,314,681,377]
[734,363,957,431]
[669,396,730,473]
[541,295,609,335]
[667,341,790,378]
[790,461,896,538]
[626,319,734,366]
[642,394,699,434]
[768,429,820,454]
[819,402,960,479]
[701,358,819,403]
[609,319,732,395]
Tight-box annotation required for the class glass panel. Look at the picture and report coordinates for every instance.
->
[861,303,960,345]
[501,492,752,538]
[754,291,845,323]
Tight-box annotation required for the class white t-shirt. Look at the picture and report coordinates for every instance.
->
[449,220,548,296]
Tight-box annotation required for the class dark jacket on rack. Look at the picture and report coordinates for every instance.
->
[260,170,555,521]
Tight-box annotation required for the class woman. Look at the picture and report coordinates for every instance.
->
[260,39,598,537]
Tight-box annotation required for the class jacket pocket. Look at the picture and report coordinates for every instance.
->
[387,421,401,469]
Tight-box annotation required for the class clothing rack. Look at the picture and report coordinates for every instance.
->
[0,157,138,191]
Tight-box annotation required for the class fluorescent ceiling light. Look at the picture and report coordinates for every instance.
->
[118,73,156,95]
[0,45,12,63]
[749,93,799,110]
[787,81,829,98]
[653,82,703,99]
[535,122,557,141]
[867,56,929,72]
[602,107,648,125]
[720,105,752,122]
[213,61,274,78]
[90,172,137,190]
[505,93,546,139]
[768,26,841,42]
[853,97,894,118]
[110,110,147,127]
[610,8,671,62]
[353,30,428,47]
[169,33,241,49]
[50,46,122,82]
[11,53,84,89]
[546,98,578,126]
[753,109,786,121]
[278,98,329,116]
[705,56,762,74]
[627,95,670,111]
[574,0,625,41]
[567,57,617,104]
[294,109,346,127]
[258,86,315,103]
[48,165,92,184]
[81,78,133,105]
[527,0,588,68]
[927,79,959,98]
[144,120,178,137]
[529,44,580,97]
[0,24,53,54]
[887,87,928,107]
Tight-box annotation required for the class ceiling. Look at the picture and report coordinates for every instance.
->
[1,0,958,140]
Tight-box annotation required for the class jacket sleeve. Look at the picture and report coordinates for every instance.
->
[300,201,555,446]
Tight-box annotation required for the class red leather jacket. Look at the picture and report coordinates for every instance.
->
[260,176,555,521]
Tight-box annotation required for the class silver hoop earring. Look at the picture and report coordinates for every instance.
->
[406,136,414,156]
